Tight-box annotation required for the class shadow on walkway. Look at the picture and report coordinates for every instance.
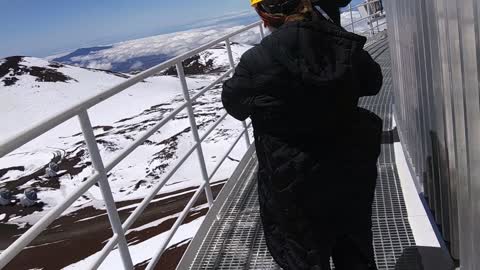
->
[394,246,454,270]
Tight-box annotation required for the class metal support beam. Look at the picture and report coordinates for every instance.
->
[78,110,133,270]
[176,63,214,207]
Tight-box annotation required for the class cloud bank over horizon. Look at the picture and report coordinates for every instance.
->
[48,9,383,73]
[49,10,262,72]
[52,25,264,72]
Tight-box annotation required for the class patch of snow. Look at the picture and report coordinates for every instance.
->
[127,205,208,234]
[21,57,51,68]
[25,239,66,250]
[0,65,187,141]
[0,150,53,183]
[198,43,251,70]
[393,125,441,247]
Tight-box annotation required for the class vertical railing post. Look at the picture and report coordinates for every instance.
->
[367,1,375,36]
[78,110,133,270]
[349,3,355,33]
[176,63,214,206]
[376,0,381,33]
[225,38,236,69]
[226,38,252,148]
[259,24,265,39]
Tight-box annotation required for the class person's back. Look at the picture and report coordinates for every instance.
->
[222,1,383,269]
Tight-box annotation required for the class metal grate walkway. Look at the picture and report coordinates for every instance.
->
[177,33,422,270]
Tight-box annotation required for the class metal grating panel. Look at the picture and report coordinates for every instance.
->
[182,35,421,270]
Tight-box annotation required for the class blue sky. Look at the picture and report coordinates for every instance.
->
[0,0,251,57]
[0,0,364,58]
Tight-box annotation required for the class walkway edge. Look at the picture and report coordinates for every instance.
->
[393,133,441,248]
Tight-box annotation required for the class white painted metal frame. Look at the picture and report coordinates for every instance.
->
[345,0,386,36]
[0,5,382,269]
[0,21,264,270]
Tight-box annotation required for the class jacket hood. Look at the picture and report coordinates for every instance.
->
[260,16,367,88]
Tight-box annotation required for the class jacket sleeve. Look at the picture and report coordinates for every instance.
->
[221,57,256,121]
[356,49,383,97]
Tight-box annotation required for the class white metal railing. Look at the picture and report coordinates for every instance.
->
[0,21,263,270]
[344,0,386,36]
[0,3,386,269]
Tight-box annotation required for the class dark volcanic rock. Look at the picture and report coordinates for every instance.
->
[0,56,75,86]
[162,54,224,76]
[0,166,25,178]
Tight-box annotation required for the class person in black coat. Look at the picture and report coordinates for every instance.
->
[222,0,383,269]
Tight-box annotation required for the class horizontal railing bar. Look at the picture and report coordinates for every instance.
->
[0,173,101,269]
[350,0,383,10]
[0,22,260,159]
[146,181,208,270]
[89,142,198,268]
[190,68,234,102]
[200,112,229,142]
[208,127,249,180]
[357,21,387,35]
[343,10,384,28]
[374,21,387,28]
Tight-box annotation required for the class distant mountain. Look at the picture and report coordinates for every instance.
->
[51,25,262,73]
[48,7,373,75]
[53,46,170,73]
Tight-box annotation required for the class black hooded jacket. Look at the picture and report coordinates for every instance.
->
[222,15,383,270]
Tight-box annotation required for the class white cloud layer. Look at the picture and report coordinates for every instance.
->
[60,24,263,72]
[52,9,383,72]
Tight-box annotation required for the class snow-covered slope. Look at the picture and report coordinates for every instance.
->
[0,43,252,268]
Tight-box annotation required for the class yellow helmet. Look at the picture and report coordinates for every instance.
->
[250,0,263,6]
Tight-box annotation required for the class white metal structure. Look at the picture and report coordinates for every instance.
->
[0,5,383,269]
